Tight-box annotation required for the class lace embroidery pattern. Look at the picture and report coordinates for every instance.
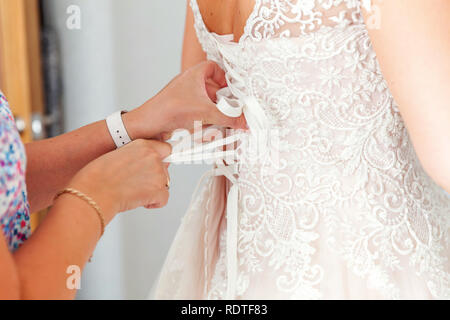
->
[242,0,363,40]
[182,0,450,299]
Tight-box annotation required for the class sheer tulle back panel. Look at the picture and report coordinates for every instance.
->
[242,0,363,41]
[196,0,365,43]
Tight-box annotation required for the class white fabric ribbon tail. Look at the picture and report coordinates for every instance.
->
[163,131,241,299]
[162,81,269,299]
[164,133,242,164]
[214,165,239,299]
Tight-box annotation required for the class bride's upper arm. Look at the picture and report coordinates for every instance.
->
[182,0,207,72]
[362,0,450,192]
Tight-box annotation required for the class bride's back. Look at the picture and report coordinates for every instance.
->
[158,0,450,300]
[196,0,253,42]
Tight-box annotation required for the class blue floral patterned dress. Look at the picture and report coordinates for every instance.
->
[0,92,31,251]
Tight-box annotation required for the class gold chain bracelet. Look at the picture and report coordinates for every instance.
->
[54,188,106,238]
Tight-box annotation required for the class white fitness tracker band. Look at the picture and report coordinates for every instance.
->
[106,110,132,148]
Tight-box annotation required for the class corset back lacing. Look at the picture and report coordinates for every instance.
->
[164,35,270,299]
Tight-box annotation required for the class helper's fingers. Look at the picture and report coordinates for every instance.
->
[145,167,170,209]
[163,166,170,189]
[160,131,174,141]
[201,61,227,89]
[206,106,248,130]
[145,188,169,209]
[205,78,223,103]
[147,140,173,159]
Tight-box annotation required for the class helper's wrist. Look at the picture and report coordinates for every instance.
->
[122,98,168,140]
[67,173,119,225]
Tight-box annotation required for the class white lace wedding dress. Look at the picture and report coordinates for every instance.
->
[153,0,450,300]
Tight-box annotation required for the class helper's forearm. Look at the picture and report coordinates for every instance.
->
[25,99,166,213]
[13,193,115,300]
[25,120,115,212]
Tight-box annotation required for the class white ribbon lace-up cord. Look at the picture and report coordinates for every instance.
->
[164,36,270,299]
[164,133,242,164]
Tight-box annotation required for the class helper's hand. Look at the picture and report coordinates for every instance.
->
[68,140,172,223]
[123,61,247,140]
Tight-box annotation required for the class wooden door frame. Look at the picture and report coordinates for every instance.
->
[0,0,46,230]
[0,0,44,141]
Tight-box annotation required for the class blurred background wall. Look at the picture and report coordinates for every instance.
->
[42,0,207,299]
